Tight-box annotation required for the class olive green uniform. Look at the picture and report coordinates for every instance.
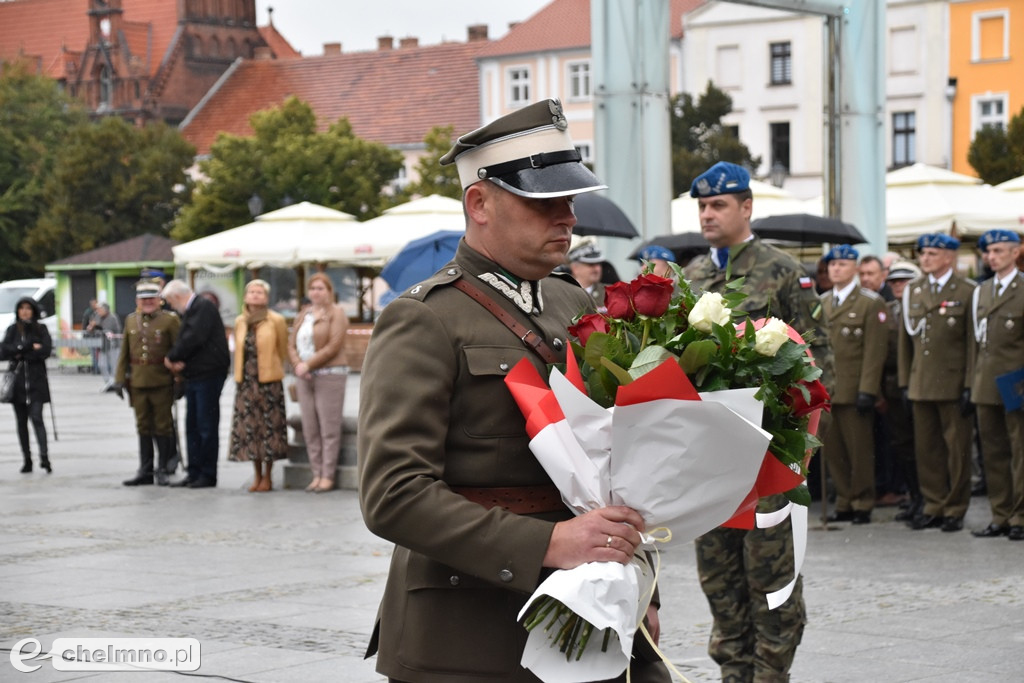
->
[898,274,976,519]
[115,308,180,477]
[685,238,832,682]
[359,241,668,683]
[821,287,889,514]
[971,271,1024,527]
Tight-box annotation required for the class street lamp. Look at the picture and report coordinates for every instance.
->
[769,162,788,188]
[247,193,264,218]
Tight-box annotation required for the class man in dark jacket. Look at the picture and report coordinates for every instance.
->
[161,280,230,488]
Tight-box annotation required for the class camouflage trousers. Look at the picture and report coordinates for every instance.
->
[695,494,806,683]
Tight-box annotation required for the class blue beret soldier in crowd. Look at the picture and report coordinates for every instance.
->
[684,161,833,682]
[969,229,1024,540]
[820,245,889,524]
[358,99,670,682]
[637,244,676,279]
[898,234,977,532]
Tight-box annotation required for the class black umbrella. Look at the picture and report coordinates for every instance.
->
[751,213,866,245]
[628,233,709,264]
[572,193,639,238]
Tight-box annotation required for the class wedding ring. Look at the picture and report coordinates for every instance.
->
[605,535,613,548]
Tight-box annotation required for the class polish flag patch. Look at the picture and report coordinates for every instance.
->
[799,277,814,289]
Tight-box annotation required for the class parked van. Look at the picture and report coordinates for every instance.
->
[0,278,58,342]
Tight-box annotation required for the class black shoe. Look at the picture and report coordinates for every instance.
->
[155,472,169,486]
[39,458,51,474]
[187,478,216,489]
[827,510,854,522]
[123,474,153,486]
[941,516,964,532]
[971,482,988,497]
[169,478,194,487]
[1008,526,1024,541]
[971,523,1010,538]
[909,514,943,530]
[20,461,32,474]
[851,511,871,525]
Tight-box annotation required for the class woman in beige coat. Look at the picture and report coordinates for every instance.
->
[288,273,348,492]
[229,279,289,491]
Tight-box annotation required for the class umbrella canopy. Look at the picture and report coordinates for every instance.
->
[173,201,358,269]
[671,179,816,235]
[379,230,463,292]
[996,175,1024,193]
[751,214,866,244]
[307,194,466,266]
[572,192,639,238]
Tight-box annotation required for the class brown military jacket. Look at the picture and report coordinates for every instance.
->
[684,237,834,390]
[821,287,889,404]
[971,271,1024,405]
[358,241,595,682]
[898,272,976,401]
[115,309,180,388]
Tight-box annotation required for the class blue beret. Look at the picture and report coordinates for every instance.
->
[916,233,960,251]
[690,162,751,198]
[978,229,1021,250]
[823,244,859,263]
[637,245,676,263]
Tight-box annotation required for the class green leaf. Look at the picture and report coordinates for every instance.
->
[679,338,718,374]
[629,345,676,379]
[784,484,811,507]
[600,356,634,386]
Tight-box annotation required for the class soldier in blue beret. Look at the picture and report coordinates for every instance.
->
[970,228,1024,540]
[690,161,750,198]
[637,244,676,278]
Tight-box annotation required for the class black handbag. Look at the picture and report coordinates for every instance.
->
[0,362,19,403]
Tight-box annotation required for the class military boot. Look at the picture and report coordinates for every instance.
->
[154,435,173,486]
[20,452,32,474]
[124,435,155,486]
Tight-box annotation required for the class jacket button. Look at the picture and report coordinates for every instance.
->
[447,269,458,276]
[499,362,509,371]
[552,338,564,350]
[449,575,460,586]
[498,569,514,583]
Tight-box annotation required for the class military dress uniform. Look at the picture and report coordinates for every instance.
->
[971,270,1024,535]
[821,286,888,517]
[115,302,180,484]
[898,272,976,527]
[685,235,832,682]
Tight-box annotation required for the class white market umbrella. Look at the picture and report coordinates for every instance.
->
[995,175,1024,193]
[173,201,358,269]
[671,179,817,235]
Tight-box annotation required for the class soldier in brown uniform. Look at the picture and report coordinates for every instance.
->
[567,239,606,309]
[820,245,889,524]
[358,100,669,683]
[114,281,180,486]
[898,234,977,532]
[684,161,832,683]
[969,229,1024,540]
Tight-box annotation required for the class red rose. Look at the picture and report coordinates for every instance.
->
[604,282,635,320]
[630,274,674,317]
[568,313,610,346]
[784,379,831,417]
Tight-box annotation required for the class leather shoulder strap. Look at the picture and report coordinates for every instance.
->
[452,277,559,364]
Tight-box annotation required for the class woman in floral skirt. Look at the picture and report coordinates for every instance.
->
[229,279,289,491]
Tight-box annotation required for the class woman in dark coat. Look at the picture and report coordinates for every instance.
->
[1,297,52,473]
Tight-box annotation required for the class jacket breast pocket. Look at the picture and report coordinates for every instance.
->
[459,345,534,439]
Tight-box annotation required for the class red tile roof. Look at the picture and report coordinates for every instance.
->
[477,0,704,57]
[181,40,489,156]
[259,22,301,60]
[49,233,179,267]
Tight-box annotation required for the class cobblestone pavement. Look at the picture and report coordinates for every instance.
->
[2,369,1022,682]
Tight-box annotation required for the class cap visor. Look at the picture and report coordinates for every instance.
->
[489,162,606,198]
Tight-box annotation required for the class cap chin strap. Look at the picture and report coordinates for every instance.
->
[477,149,582,180]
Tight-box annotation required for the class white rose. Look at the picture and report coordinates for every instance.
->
[688,292,732,333]
[754,317,790,356]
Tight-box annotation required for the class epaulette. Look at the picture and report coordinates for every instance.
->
[398,264,462,302]
[859,287,882,300]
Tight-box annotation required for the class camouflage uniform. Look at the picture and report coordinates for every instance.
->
[685,237,832,682]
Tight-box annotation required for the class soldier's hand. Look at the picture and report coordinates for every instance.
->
[855,392,875,415]
[900,388,911,412]
[959,388,974,417]
[111,383,124,400]
[543,506,646,570]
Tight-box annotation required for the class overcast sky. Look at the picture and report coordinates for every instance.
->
[254,1,551,56]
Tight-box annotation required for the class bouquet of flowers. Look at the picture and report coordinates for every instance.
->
[505,266,829,682]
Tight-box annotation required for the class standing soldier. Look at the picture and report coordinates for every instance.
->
[969,229,1024,540]
[820,245,889,524]
[114,281,181,486]
[684,161,832,683]
[898,234,976,532]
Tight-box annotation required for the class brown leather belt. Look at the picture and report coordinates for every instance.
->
[131,359,166,365]
[452,485,565,514]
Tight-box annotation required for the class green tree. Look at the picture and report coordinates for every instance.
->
[404,125,462,199]
[670,81,761,197]
[23,117,195,268]
[0,61,87,279]
[173,96,405,242]
[967,106,1024,185]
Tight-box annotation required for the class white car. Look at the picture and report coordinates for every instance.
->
[0,278,58,344]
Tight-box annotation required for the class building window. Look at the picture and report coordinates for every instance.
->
[508,67,532,106]
[972,10,1009,62]
[769,122,790,173]
[892,111,916,168]
[99,66,112,106]
[724,124,739,140]
[567,61,590,100]
[769,42,791,85]
[974,94,1008,133]
[575,143,593,164]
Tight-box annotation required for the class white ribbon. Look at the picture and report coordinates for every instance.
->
[755,502,808,610]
